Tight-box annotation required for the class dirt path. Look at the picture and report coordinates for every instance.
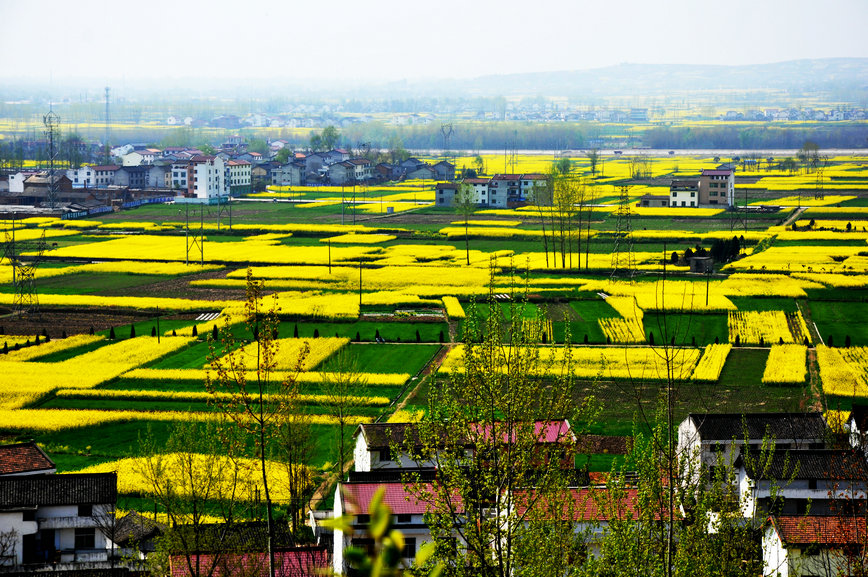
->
[806,348,823,412]
[782,207,808,227]
[306,343,450,514]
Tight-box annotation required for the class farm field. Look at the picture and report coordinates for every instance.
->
[0,152,866,515]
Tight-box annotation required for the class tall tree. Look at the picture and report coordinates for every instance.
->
[454,182,476,265]
[320,349,368,477]
[137,421,248,577]
[587,149,600,175]
[206,269,311,577]
[404,279,593,577]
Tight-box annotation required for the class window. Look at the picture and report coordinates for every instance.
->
[402,538,417,558]
[397,514,412,524]
[78,504,93,517]
[356,514,370,525]
[75,528,95,549]
[379,448,391,462]
[808,479,817,490]
[690,192,696,197]
[23,510,35,521]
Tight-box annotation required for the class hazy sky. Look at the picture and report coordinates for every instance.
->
[1,0,866,84]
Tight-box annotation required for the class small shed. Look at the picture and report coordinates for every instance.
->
[688,256,713,273]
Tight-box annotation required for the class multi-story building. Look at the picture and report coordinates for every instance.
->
[271,162,306,187]
[90,165,120,187]
[225,160,252,196]
[698,169,735,206]
[669,178,700,207]
[171,161,189,191]
[186,156,225,200]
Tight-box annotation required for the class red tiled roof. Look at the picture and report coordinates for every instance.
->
[471,420,575,444]
[171,548,328,577]
[772,516,865,546]
[341,482,432,515]
[514,487,642,521]
[190,155,216,162]
[521,173,547,180]
[491,174,521,181]
[0,442,55,475]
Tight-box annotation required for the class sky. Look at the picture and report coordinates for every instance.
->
[1,0,867,85]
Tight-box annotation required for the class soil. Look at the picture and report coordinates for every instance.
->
[0,310,160,337]
[96,270,246,302]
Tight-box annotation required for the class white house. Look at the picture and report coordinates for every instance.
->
[0,472,117,568]
[225,160,252,196]
[90,165,120,187]
[186,155,225,200]
[66,166,96,188]
[332,478,434,575]
[737,450,868,519]
[763,516,865,577]
[677,413,827,488]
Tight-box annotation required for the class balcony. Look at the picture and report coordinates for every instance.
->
[37,516,98,530]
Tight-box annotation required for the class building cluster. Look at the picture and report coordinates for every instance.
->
[270,153,454,187]
[435,173,548,208]
[637,168,735,208]
[305,411,868,576]
[720,108,867,122]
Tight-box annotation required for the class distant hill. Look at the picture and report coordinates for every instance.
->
[381,58,868,100]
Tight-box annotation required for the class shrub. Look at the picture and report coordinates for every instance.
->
[649,332,655,346]
[846,335,852,348]
[109,327,116,340]
[293,324,299,338]
[715,336,719,344]
[828,335,834,347]
[735,334,740,347]
[313,328,320,338]
[151,326,157,337]
[355,331,360,342]
[439,330,444,343]
[192,325,198,337]
[172,329,177,336]
[583,334,589,344]
[2,342,6,354]
[62,330,67,339]
[130,325,136,338]
[416,329,421,343]
[89,326,95,335]
[212,325,218,340]
[375,329,381,340]
[691,336,696,347]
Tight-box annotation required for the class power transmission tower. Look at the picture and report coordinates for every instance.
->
[440,123,454,172]
[216,197,232,231]
[814,158,827,200]
[43,108,60,209]
[185,203,204,265]
[2,220,48,313]
[610,185,635,280]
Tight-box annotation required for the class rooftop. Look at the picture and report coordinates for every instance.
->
[0,442,55,476]
[686,412,826,442]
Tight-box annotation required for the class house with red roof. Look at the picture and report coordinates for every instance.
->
[763,516,868,577]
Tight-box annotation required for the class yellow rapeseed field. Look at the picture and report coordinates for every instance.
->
[762,345,808,384]
[691,344,732,382]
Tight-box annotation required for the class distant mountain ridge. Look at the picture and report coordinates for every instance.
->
[382,58,868,100]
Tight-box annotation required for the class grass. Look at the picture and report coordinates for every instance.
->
[30,273,170,295]
[729,297,801,313]
[809,301,868,346]
[718,348,770,386]
[340,343,440,375]
[644,313,728,346]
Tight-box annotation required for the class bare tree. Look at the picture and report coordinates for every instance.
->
[320,349,369,477]
[454,182,476,265]
[206,268,310,577]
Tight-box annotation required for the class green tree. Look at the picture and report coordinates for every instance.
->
[274,148,292,164]
[137,420,249,577]
[206,269,311,577]
[403,280,593,577]
[321,125,341,150]
[555,157,572,175]
[587,149,600,175]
